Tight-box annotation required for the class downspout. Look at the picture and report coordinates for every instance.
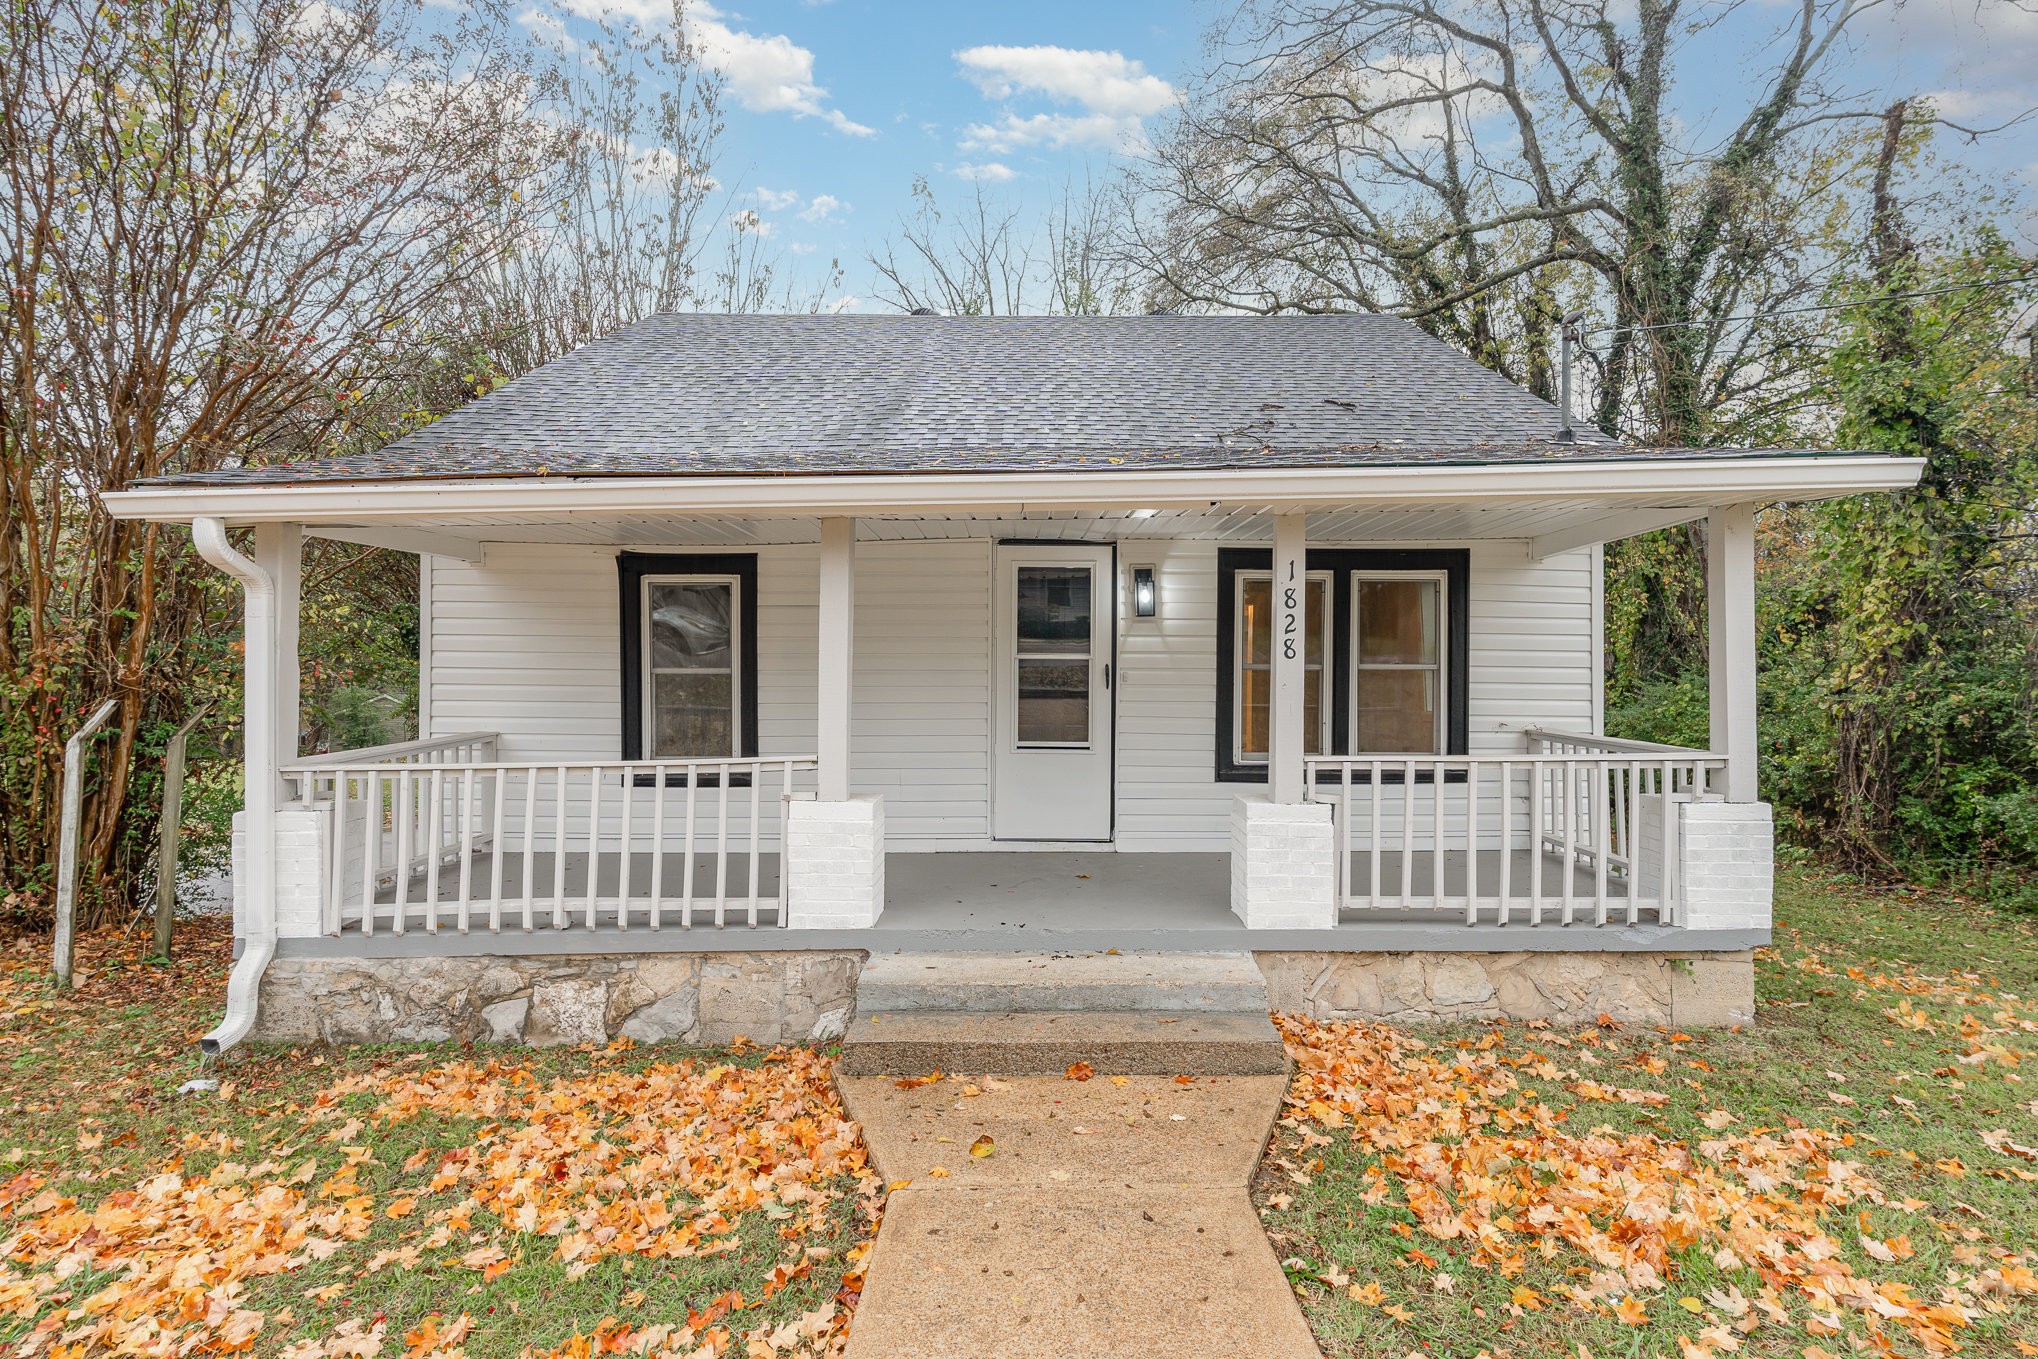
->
[192,516,276,1057]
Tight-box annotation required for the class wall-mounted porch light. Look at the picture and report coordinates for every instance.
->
[1131,565,1158,618]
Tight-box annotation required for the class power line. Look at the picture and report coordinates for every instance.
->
[1578,271,2038,340]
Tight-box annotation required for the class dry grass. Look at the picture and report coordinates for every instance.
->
[0,922,875,1358]
[1263,866,2038,1358]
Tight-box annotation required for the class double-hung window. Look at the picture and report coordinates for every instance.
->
[1216,549,1466,780]
[1352,572,1447,755]
[618,552,759,765]
[1234,570,1332,760]
[645,576,740,757]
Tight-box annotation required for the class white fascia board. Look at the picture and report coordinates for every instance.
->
[100,455,1927,526]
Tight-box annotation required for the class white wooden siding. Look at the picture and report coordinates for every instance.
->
[424,535,1599,854]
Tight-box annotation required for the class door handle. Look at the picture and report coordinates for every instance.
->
[1104,662,1113,691]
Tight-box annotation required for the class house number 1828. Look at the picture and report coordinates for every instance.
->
[1281,560,1299,661]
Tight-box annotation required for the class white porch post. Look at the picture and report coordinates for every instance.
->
[817,517,854,802]
[240,524,324,942]
[1706,504,1757,802]
[1231,511,1336,928]
[786,516,884,927]
[260,524,303,778]
[1683,502,1773,937]
[194,519,314,1052]
[1269,511,1308,804]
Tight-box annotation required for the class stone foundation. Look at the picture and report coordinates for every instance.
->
[247,944,1754,1047]
[1253,950,1755,1027]
[252,951,865,1047]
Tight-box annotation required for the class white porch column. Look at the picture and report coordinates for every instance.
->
[817,517,854,802]
[1269,511,1308,804]
[1687,503,1773,936]
[230,523,324,941]
[259,523,303,778]
[1706,505,1758,802]
[788,516,884,928]
[194,518,313,1052]
[1232,512,1337,928]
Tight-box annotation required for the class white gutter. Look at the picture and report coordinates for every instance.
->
[101,455,1928,525]
[191,517,276,1057]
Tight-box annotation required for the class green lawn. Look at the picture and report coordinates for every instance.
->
[1262,865,2038,1358]
[6,867,2035,1358]
[0,924,875,1358]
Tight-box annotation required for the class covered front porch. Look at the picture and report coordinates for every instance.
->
[92,449,1913,976]
[271,845,1749,958]
[205,481,1792,955]
[282,729,1731,940]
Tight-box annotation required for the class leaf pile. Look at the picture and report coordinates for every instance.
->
[0,1045,877,1358]
[1275,1015,2037,1355]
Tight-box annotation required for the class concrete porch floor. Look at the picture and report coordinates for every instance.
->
[881,853,1234,930]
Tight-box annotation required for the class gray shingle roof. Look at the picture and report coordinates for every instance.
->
[144,313,1790,486]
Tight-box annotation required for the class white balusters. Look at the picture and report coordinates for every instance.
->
[281,747,819,936]
[1306,733,1726,927]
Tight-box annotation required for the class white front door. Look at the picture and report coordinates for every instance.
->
[992,544,1114,841]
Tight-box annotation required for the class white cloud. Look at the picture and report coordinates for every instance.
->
[728,208,773,237]
[799,192,845,221]
[825,294,860,314]
[1858,1,2038,128]
[753,186,800,210]
[291,0,371,41]
[955,45,1177,117]
[820,108,875,136]
[556,0,670,26]
[959,112,1143,153]
[686,1,874,136]
[952,160,1017,182]
[951,44,1177,154]
[514,2,571,46]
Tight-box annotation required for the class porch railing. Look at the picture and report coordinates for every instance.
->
[283,735,818,934]
[1307,729,1725,926]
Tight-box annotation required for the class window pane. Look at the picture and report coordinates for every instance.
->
[1241,665,1267,756]
[1357,579,1438,665]
[1016,566,1092,655]
[1241,577,1326,665]
[1016,658,1089,744]
[652,671,733,757]
[649,582,733,670]
[1356,669,1438,753]
[1238,668,1323,758]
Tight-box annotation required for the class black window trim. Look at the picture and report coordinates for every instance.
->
[1214,547,1470,784]
[618,551,760,785]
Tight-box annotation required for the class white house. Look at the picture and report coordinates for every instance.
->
[103,314,1923,1050]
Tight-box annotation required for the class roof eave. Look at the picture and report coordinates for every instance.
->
[100,453,1927,526]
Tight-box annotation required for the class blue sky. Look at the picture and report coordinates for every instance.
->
[553,0,2038,312]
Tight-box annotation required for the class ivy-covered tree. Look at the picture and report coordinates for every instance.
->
[1759,106,2038,889]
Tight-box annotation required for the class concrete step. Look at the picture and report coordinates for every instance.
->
[839,1009,1290,1077]
[855,950,1269,1014]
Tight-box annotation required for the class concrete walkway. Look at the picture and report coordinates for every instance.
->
[839,1071,1321,1359]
